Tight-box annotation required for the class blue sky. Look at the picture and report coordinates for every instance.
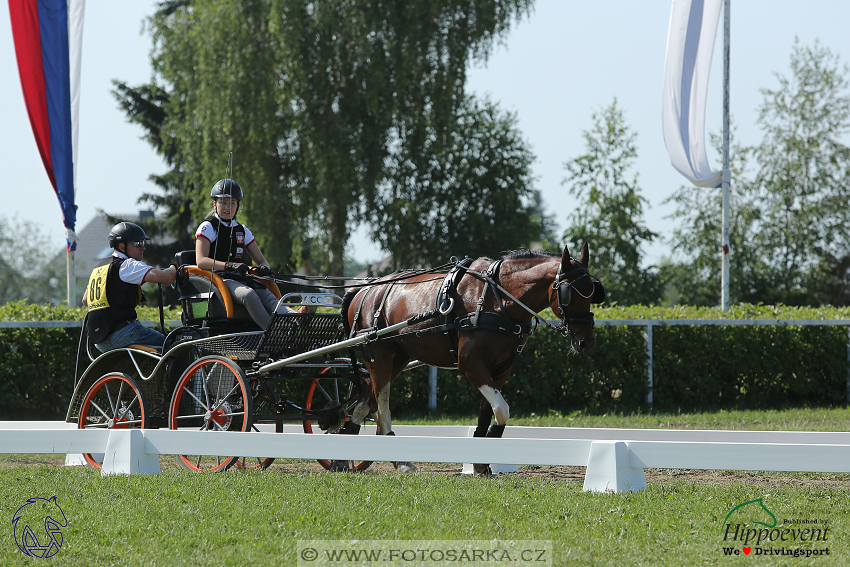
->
[2,1,848,266]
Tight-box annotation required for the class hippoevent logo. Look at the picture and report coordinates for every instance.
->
[11,496,68,559]
[720,498,831,558]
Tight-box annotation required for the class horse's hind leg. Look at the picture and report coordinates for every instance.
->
[372,379,418,473]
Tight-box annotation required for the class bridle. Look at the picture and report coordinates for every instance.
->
[550,260,603,338]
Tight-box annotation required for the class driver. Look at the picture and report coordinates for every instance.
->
[194,179,289,330]
[83,222,177,351]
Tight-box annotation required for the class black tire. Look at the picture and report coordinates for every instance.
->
[168,356,253,472]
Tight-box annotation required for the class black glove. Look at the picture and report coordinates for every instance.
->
[255,265,271,277]
[224,262,249,275]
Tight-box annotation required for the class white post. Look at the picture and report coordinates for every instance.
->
[67,249,76,307]
[846,328,850,404]
[428,366,437,413]
[645,323,653,409]
[720,0,731,312]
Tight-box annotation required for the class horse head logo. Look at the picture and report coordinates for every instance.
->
[11,495,68,558]
[721,497,777,532]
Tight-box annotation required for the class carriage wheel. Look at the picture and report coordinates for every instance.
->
[78,373,149,470]
[232,381,283,470]
[303,373,374,472]
[168,356,253,472]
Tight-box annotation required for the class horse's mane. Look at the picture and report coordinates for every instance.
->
[500,249,560,260]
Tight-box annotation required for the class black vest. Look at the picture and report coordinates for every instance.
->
[86,256,143,343]
[203,214,252,265]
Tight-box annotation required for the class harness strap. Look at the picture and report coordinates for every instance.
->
[349,285,373,339]
[437,257,474,362]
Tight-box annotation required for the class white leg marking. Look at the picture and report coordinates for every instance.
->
[375,383,393,434]
[350,399,370,425]
[478,385,510,425]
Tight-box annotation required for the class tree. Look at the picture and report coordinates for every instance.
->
[561,99,659,305]
[665,41,850,306]
[0,217,70,305]
[662,130,764,306]
[750,39,850,304]
[127,0,533,276]
[370,95,548,268]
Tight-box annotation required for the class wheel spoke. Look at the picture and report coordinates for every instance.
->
[182,385,211,412]
[105,382,116,415]
[209,383,240,412]
[89,400,111,421]
[116,380,126,413]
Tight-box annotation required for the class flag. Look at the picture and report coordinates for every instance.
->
[662,0,722,188]
[9,0,84,250]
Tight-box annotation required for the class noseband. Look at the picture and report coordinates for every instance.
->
[551,263,598,338]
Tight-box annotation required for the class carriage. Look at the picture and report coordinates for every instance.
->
[66,250,389,472]
[66,243,602,474]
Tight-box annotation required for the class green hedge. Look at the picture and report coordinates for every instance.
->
[389,304,850,417]
[1,302,848,420]
[0,302,179,420]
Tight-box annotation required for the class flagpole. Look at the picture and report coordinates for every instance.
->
[721,0,731,312]
[67,249,76,307]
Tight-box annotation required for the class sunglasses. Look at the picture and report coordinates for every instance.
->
[129,241,147,248]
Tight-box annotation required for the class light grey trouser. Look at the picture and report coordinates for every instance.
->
[224,279,288,330]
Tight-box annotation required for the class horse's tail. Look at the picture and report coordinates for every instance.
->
[340,287,361,336]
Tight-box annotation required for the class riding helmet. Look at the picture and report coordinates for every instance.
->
[210,179,243,200]
[108,222,150,248]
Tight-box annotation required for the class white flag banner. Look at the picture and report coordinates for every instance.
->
[662,0,722,188]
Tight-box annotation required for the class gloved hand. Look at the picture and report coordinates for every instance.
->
[255,265,271,277]
[224,262,249,275]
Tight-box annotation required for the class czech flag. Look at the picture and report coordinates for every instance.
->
[9,0,84,250]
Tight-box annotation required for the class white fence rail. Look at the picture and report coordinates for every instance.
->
[2,422,849,493]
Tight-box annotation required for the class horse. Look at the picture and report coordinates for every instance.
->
[340,242,604,473]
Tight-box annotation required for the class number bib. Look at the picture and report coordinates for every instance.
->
[86,264,110,311]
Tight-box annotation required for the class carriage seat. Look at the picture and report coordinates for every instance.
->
[126,344,163,354]
[173,250,281,328]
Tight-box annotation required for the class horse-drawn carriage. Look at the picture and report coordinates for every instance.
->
[66,244,603,474]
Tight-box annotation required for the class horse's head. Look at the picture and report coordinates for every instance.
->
[548,242,605,354]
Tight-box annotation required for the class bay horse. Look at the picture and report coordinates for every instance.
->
[340,243,604,473]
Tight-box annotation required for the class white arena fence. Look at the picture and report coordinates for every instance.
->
[1,422,849,493]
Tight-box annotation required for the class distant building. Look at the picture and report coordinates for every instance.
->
[58,210,174,277]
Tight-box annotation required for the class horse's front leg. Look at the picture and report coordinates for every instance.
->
[464,360,513,475]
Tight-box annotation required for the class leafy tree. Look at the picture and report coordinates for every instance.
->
[0,217,71,305]
[561,99,659,305]
[665,41,850,307]
[147,0,299,271]
[750,39,850,304]
[127,0,532,276]
[662,130,764,306]
[370,95,547,268]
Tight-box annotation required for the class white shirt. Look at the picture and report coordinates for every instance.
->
[113,251,153,285]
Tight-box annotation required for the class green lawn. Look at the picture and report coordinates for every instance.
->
[1,408,848,566]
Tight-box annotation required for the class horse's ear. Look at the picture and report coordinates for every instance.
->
[560,243,571,269]
[579,242,589,268]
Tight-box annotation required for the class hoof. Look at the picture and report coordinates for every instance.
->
[393,461,418,473]
[473,464,492,476]
[330,460,351,472]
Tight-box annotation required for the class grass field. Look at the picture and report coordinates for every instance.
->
[1,408,848,566]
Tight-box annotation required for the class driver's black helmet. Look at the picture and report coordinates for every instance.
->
[210,179,243,200]
[108,222,150,249]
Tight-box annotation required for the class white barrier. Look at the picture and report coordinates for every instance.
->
[1,422,849,493]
